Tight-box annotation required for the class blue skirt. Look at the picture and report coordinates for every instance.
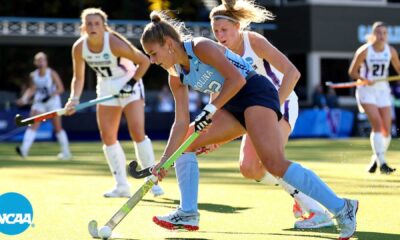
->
[223,74,282,128]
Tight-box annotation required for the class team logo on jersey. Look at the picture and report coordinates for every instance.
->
[245,57,254,65]
[103,53,110,60]
[0,192,33,236]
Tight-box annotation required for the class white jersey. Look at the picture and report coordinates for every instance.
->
[241,31,298,129]
[359,43,391,90]
[242,31,284,90]
[82,31,137,95]
[33,68,55,102]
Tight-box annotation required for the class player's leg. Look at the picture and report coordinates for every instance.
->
[17,107,42,158]
[52,116,72,160]
[153,109,245,230]
[123,94,164,197]
[362,103,391,172]
[245,106,358,239]
[97,104,130,197]
[49,96,71,160]
[378,106,396,173]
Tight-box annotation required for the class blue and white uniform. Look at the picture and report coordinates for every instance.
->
[242,31,298,130]
[175,39,281,127]
[31,68,62,112]
[356,43,392,111]
[81,31,144,107]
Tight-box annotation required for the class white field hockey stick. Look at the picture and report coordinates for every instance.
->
[15,94,118,127]
[88,131,200,238]
[325,75,400,89]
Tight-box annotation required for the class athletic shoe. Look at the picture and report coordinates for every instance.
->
[16,146,27,158]
[153,208,199,231]
[57,152,72,161]
[292,201,306,219]
[150,184,164,197]
[380,163,396,174]
[334,199,359,240]
[294,211,334,229]
[103,185,131,198]
[367,156,377,173]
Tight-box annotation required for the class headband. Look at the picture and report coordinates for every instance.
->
[212,15,239,23]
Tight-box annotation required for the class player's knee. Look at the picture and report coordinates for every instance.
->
[100,131,117,145]
[240,160,262,179]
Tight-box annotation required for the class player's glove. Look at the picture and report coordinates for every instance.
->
[194,104,217,132]
[119,79,135,98]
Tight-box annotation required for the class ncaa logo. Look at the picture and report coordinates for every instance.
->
[0,192,33,236]
[245,57,254,65]
[103,53,110,59]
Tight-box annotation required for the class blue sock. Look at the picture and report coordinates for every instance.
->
[283,162,345,215]
[175,152,199,213]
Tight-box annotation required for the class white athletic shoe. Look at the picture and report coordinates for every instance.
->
[294,211,334,229]
[292,201,306,219]
[335,199,359,240]
[150,184,164,197]
[103,185,131,198]
[153,208,199,231]
[57,152,72,161]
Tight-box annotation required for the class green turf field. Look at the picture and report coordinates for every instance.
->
[1,138,399,240]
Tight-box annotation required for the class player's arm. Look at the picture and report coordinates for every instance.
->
[390,46,400,75]
[348,45,368,81]
[50,69,64,96]
[194,38,245,109]
[161,70,190,160]
[16,73,36,106]
[250,32,300,105]
[110,33,150,81]
[65,40,85,115]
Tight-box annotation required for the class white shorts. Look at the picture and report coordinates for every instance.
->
[31,95,62,113]
[356,86,392,112]
[280,91,299,132]
[97,78,145,108]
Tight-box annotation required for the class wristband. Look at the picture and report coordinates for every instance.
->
[68,96,80,102]
[203,103,217,115]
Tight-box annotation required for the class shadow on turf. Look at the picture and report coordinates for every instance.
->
[141,198,250,214]
[285,227,400,240]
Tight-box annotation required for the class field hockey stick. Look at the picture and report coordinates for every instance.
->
[88,131,200,239]
[326,75,400,89]
[128,131,201,178]
[15,94,118,127]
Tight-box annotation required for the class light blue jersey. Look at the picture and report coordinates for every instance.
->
[175,39,254,94]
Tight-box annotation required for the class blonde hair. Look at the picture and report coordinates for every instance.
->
[34,52,47,61]
[80,8,139,54]
[366,21,387,43]
[209,0,274,29]
[141,11,191,46]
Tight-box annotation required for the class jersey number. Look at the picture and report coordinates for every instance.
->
[372,64,385,77]
[203,81,222,94]
[93,67,112,77]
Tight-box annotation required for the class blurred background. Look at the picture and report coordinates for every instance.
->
[1,0,400,141]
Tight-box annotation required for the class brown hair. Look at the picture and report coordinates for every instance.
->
[209,0,274,29]
[141,11,191,46]
[80,8,139,54]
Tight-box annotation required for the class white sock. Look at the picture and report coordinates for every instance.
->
[278,178,326,214]
[257,172,279,186]
[370,132,386,166]
[383,135,391,152]
[103,141,129,187]
[21,128,36,154]
[56,129,70,155]
[134,136,155,168]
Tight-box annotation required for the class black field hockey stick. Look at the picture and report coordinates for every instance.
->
[88,131,200,239]
[128,160,153,179]
[15,94,118,127]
